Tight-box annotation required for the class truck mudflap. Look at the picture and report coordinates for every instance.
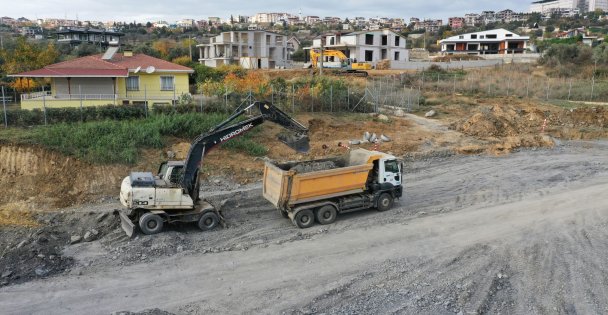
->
[117,210,136,238]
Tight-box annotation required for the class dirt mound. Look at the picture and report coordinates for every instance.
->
[456,106,520,137]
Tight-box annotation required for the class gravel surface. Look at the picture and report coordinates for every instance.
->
[1,140,607,314]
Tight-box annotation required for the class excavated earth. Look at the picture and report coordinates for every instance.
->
[0,140,607,314]
[0,100,607,314]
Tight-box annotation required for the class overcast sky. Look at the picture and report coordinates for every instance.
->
[7,0,531,23]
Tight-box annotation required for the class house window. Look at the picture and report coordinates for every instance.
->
[506,34,513,37]
[365,50,373,61]
[486,34,497,39]
[471,34,477,39]
[459,35,464,39]
[365,34,374,45]
[126,76,139,91]
[394,51,400,60]
[381,35,388,46]
[395,36,400,46]
[480,35,485,39]
[160,76,175,91]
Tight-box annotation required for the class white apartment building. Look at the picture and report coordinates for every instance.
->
[529,0,584,15]
[197,31,288,69]
[306,30,409,68]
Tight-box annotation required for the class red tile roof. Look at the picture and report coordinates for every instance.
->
[11,53,193,78]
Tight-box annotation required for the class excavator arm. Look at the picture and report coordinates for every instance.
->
[180,101,309,200]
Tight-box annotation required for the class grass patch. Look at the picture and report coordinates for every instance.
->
[0,113,267,164]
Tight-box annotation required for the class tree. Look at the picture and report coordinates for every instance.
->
[0,37,58,75]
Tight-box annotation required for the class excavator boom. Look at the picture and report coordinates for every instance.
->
[180,101,309,200]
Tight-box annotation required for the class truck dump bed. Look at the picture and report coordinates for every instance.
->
[263,149,387,209]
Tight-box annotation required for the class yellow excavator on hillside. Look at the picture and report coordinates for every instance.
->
[307,49,371,77]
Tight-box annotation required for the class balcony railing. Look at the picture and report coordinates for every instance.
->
[21,92,118,101]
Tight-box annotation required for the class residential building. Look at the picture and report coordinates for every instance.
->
[529,0,579,15]
[440,28,530,55]
[56,27,124,47]
[481,11,497,24]
[177,19,196,29]
[412,19,443,32]
[208,17,222,26]
[55,28,125,48]
[587,0,608,11]
[251,13,295,24]
[197,31,288,69]
[305,30,409,68]
[449,17,465,29]
[464,13,481,26]
[304,16,320,25]
[287,36,301,56]
[10,49,193,109]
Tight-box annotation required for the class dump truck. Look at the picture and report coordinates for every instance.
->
[263,149,403,228]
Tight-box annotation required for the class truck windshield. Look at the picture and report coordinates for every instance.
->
[384,160,399,173]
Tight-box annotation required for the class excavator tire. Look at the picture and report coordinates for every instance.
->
[198,211,220,231]
[139,212,164,235]
[293,209,315,229]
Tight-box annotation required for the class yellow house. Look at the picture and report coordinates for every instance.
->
[10,50,194,109]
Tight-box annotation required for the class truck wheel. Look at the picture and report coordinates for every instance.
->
[139,213,164,235]
[377,193,394,212]
[198,212,220,231]
[293,209,315,229]
[315,205,337,225]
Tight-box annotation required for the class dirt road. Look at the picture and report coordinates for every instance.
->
[1,141,607,314]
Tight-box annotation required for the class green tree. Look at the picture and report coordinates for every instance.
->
[0,37,59,75]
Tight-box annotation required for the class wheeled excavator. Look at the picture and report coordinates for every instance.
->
[308,49,371,77]
[118,101,309,236]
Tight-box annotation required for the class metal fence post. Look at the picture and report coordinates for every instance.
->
[591,77,595,101]
[42,89,48,125]
[453,74,456,95]
[546,81,550,101]
[330,84,333,112]
[200,91,204,113]
[79,85,83,122]
[144,85,148,117]
[568,79,572,101]
[291,84,295,113]
[173,86,176,108]
[347,86,350,110]
[526,76,530,99]
[1,86,7,128]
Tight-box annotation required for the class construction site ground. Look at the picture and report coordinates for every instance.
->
[0,95,607,314]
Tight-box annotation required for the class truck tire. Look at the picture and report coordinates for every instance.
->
[198,211,220,231]
[315,205,337,225]
[293,209,315,229]
[377,193,394,212]
[139,212,164,235]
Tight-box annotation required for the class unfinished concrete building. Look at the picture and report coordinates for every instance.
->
[197,31,288,69]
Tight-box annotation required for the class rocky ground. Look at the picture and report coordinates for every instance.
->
[1,140,607,314]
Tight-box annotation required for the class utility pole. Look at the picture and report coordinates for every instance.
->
[188,35,192,60]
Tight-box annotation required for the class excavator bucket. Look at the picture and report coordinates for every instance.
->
[279,133,310,153]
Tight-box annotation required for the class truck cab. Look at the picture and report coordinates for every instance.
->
[374,157,402,188]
